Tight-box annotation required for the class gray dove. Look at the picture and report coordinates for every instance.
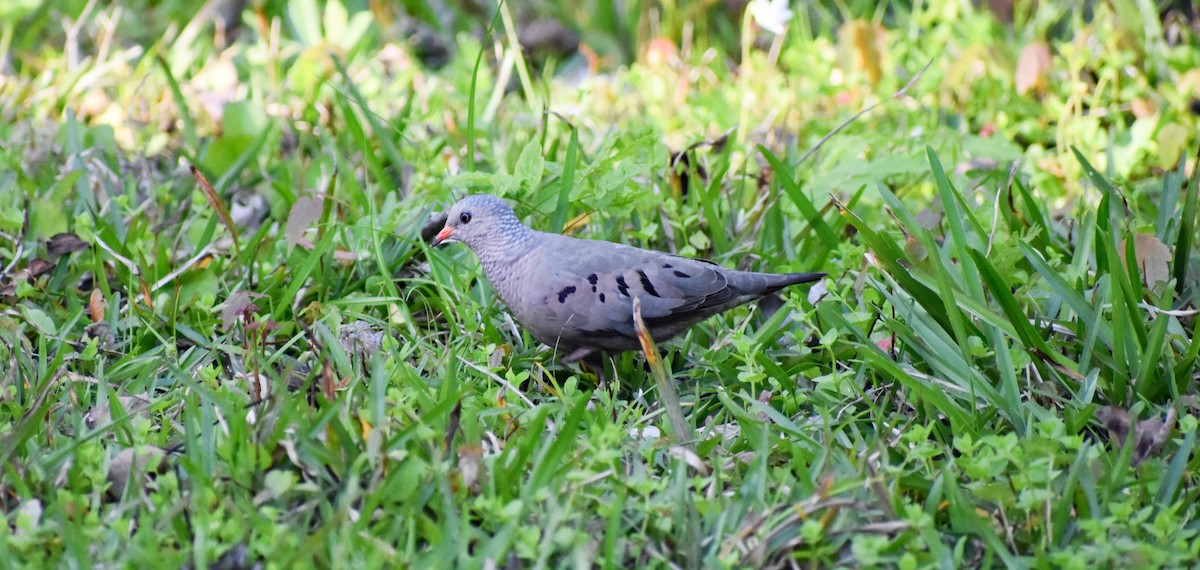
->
[431,194,825,363]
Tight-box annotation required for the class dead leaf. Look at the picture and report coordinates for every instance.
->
[85,394,154,430]
[286,196,324,246]
[455,443,484,492]
[837,20,886,85]
[1130,97,1156,118]
[46,233,90,256]
[183,543,255,570]
[337,321,383,356]
[89,288,107,323]
[191,165,240,254]
[1015,42,1052,96]
[221,290,263,330]
[563,212,591,235]
[24,258,55,280]
[1119,233,1172,289]
[667,445,711,476]
[83,321,113,349]
[139,279,153,309]
[1097,405,1178,465]
[332,247,358,264]
[106,446,167,497]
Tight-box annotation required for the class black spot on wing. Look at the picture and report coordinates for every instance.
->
[673,270,691,278]
[587,273,598,285]
[636,270,661,297]
[615,276,630,297]
[662,263,673,269]
[599,293,606,303]
[557,286,577,303]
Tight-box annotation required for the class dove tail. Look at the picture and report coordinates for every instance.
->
[761,271,826,295]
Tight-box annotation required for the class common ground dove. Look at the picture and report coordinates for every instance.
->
[431,195,825,363]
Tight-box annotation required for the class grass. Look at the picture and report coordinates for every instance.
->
[3,0,1200,567]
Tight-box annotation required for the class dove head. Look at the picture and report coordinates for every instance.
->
[431,195,534,259]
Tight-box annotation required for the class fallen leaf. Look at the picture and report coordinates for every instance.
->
[337,321,383,356]
[1119,233,1172,289]
[46,233,90,256]
[286,196,324,246]
[1097,405,1178,465]
[106,446,167,497]
[667,445,711,475]
[191,165,240,254]
[85,394,154,430]
[455,443,484,492]
[89,288,107,323]
[837,20,886,85]
[182,543,255,570]
[24,258,55,280]
[221,290,263,330]
[332,247,358,264]
[1015,42,1052,96]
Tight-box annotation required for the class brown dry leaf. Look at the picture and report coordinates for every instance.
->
[1015,42,1052,95]
[1097,405,1178,466]
[85,394,154,430]
[338,321,383,356]
[1130,97,1156,118]
[563,212,592,235]
[183,543,254,570]
[191,165,240,254]
[89,288,107,323]
[83,321,113,348]
[46,233,90,256]
[139,280,153,309]
[286,196,324,246]
[1133,408,1177,465]
[667,445,711,476]
[221,290,263,330]
[25,258,55,279]
[332,247,358,264]
[106,446,167,498]
[1119,233,1172,288]
[320,360,337,401]
[837,20,886,85]
[456,444,484,492]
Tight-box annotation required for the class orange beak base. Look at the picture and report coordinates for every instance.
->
[431,227,455,246]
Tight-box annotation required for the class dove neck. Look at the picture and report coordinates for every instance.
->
[476,225,537,264]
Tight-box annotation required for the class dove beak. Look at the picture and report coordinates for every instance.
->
[431,227,456,246]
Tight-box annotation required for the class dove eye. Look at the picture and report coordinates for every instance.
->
[459,212,472,224]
